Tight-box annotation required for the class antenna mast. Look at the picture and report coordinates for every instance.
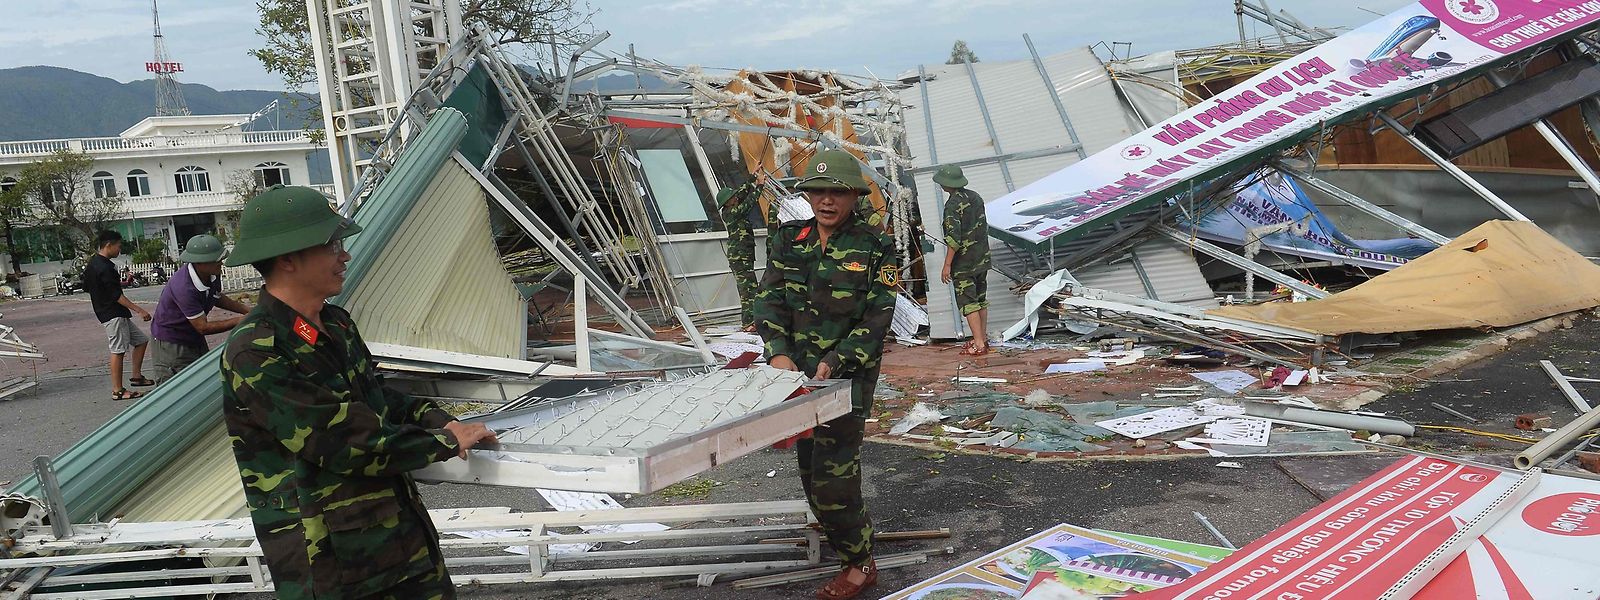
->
[149,0,190,116]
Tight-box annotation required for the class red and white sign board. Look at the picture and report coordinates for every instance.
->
[1131,455,1600,600]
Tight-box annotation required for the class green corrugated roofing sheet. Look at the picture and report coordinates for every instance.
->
[8,108,470,522]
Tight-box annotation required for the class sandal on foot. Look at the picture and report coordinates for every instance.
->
[127,376,155,387]
[112,388,144,401]
[816,561,877,600]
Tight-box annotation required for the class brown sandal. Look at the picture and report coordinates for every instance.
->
[112,388,144,401]
[816,560,877,600]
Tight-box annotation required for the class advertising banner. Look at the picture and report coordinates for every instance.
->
[989,0,1600,246]
[1133,455,1600,599]
[1183,171,1438,270]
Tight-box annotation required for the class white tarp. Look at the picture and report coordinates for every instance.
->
[988,0,1600,246]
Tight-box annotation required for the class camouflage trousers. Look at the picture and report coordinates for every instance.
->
[356,558,454,600]
[726,232,757,326]
[953,274,988,316]
[796,414,874,566]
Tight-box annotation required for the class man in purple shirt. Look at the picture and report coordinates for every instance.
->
[149,234,253,382]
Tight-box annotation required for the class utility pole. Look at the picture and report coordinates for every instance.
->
[149,0,190,116]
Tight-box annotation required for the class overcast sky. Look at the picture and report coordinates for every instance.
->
[2,1,1415,91]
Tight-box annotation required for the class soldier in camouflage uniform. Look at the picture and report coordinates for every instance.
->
[717,175,764,329]
[754,150,897,600]
[219,185,498,600]
[935,165,992,354]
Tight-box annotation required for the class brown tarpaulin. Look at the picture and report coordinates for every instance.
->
[1206,220,1600,335]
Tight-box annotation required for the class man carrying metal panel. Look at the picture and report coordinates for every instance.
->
[219,185,497,600]
[718,173,767,331]
[755,150,898,600]
[148,234,252,382]
[935,165,992,355]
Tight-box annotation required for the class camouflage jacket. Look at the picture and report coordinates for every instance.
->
[942,188,991,277]
[719,182,759,249]
[754,215,898,415]
[221,291,459,600]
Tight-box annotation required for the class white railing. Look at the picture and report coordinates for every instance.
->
[0,130,315,159]
[122,191,240,216]
[126,261,262,293]
[118,184,333,217]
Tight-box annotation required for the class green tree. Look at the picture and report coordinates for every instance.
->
[946,40,979,65]
[11,150,129,257]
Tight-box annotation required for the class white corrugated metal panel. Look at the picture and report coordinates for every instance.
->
[117,424,246,522]
[903,47,1213,339]
[346,162,524,358]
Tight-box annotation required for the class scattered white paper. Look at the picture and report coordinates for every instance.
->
[707,342,764,359]
[765,470,777,478]
[536,489,670,544]
[1096,405,1221,439]
[1046,361,1106,374]
[1189,370,1259,395]
[1216,461,1244,469]
[447,529,592,556]
[1282,370,1308,387]
[1187,417,1272,447]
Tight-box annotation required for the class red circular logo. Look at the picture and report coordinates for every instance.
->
[1522,492,1600,536]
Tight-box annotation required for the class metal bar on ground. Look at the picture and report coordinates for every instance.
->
[1375,112,1531,222]
[1153,225,1330,299]
[1193,511,1236,549]
[1274,161,1451,245]
[730,550,942,590]
[31,457,70,539]
[1542,359,1593,412]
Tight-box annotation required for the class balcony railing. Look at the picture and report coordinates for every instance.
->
[0,130,315,159]
[119,184,336,218]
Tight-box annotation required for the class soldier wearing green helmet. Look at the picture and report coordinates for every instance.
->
[933,164,992,355]
[147,234,253,382]
[219,185,497,600]
[754,150,898,600]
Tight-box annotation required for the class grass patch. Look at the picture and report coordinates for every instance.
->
[659,477,720,500]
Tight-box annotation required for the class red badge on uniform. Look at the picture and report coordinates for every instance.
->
[292,317,319,345]
[795,226,813,242]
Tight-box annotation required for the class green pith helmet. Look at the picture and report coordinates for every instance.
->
[794,150,872,195]
[932,164,968,188]
[179,234,226,263]
[715,186,739,205]
[224,185,362,267]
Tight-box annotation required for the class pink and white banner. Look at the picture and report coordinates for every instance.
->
[1130,455,1600,600]
[990,0,1600,245]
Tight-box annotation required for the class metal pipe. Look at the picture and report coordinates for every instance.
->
[1274,161,1450,245]
[1375,113,1530,222]
[1243,401,1415,436]
[1541,359,1593,412]
[1193,511,1236,549]
[1023,33,1087,160]
[1516,401,1600,469]
[961,56,1015,191]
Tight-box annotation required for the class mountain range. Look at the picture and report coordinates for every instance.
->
[0,66,315,141]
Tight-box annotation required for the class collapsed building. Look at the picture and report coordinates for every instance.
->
[9,0,1600,596]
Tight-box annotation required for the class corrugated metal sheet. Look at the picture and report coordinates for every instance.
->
[902,47,1215,339]
[117,424,245,522]
[345,161,523,357]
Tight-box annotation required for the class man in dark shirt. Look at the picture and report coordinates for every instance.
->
[83,230,153,400]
